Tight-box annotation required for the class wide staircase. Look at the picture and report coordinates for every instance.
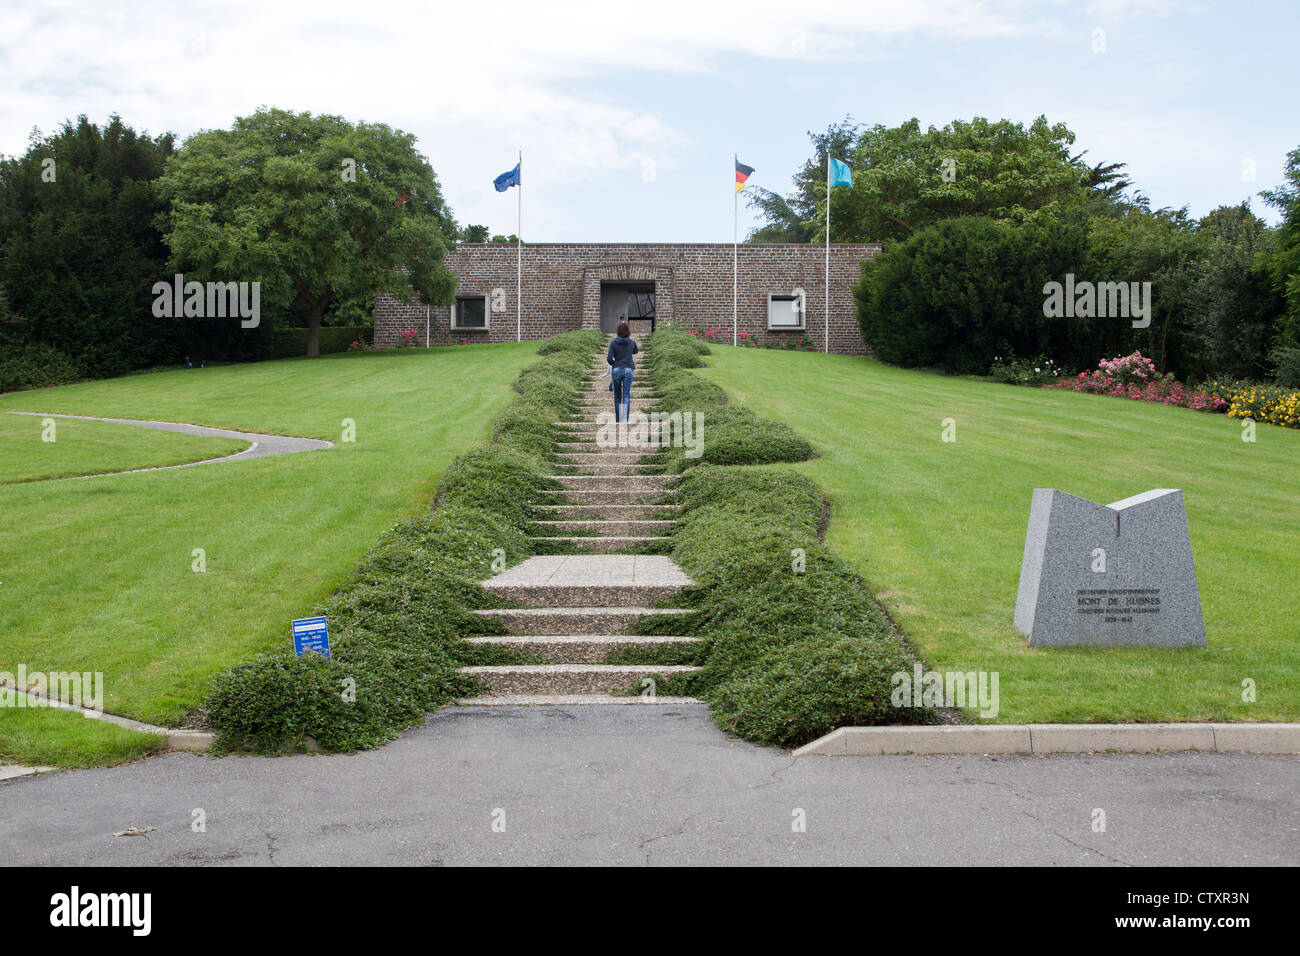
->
[459,351,703,704]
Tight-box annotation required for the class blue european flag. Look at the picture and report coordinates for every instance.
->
[494,163,521,192]
[829,156,853,188]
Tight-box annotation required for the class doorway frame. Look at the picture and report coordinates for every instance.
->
[582,263,673,331]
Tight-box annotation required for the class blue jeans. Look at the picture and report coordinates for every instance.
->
[611,367,634,422]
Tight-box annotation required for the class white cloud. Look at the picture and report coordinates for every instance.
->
[0,0,1066,153]
[1,0,1264,235]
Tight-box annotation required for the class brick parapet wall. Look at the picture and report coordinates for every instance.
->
[374,242,880,354]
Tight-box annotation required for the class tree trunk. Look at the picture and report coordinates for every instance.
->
[307,303,322,357]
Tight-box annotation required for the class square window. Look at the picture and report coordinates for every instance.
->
[453,295,489,330]
[767,293,805,330]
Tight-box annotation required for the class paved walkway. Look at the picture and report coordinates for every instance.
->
[1,706,1294,865]
[483,554,692,589]
[5,411,332,478]
[462,352,703,703]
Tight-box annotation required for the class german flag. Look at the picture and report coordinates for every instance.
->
[735,158,754,193]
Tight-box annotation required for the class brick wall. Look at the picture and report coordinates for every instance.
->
[374,242,881,354]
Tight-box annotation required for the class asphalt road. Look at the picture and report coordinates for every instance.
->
[2,704,1296,866]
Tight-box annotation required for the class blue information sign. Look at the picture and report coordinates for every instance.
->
[291,616,330,660]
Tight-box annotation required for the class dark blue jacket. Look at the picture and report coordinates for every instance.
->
[606,336,638,369]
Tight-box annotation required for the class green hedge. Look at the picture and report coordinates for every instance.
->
[204,329,593,753]
[640,328,813,473]
[537,328,608,355]
[0,341,83,393]
[854,216,1086,375]
[266,326,373,360]
[623,333,935,747]
[632,466,936,747]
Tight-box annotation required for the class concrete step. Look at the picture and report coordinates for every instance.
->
[555,438,660,449]
[460,664,700,695]
[531,519,675,537]
[553,475,673,490]
[576,400,658,408]
[552,463,645,476]
[556,444,660,455]
[555,454,657,467]
[537,504,678,519]
[462,634,700,663]
[554,426,662,438]
[474,606,692,634]
[556,442,665,455]
[457,694,702,706]
[483,580,683,607]
[539,488,675,504]
[531,536,672,552]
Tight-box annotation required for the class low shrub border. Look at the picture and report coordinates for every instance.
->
[205,328,607,753]
[639,329,814,473]
[628,328,938,748]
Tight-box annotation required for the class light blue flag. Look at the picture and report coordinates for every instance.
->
[829,156,852,188]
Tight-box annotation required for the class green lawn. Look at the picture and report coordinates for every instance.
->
[0,413,247,483]
[0,707,165,769]
[0,344,538,740]
[698,345,1300,724]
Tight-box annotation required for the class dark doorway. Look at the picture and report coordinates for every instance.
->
[600,282,655,334]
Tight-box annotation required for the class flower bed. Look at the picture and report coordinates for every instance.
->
[1054,351,1228,412]
[1210,381,1300,429]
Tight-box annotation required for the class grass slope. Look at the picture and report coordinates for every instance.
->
[0,414,247,483]
[0,345,537,729]
[0,707,165,769]
[697,345,1300,724]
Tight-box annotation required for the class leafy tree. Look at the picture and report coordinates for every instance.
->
[460,223,490,242]
[752,116,1090,244]
[1074,150,1135,217]
[747,117,860,243]
[1078,154,1132,200]
[0,115,175,379]
[1261,146,1300,347]
[1083,205,1209,376]
[490,233,519,244]
[157,108,458,356]
[1191,203,1282,380]
[854,216,1087,373]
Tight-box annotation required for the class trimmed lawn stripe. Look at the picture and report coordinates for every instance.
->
[0,706,165,769]
[0,414,247,483]
[697,345,1300,724]
[0,345,538,730]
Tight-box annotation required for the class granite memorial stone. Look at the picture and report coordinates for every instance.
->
[1014,488,1207,648]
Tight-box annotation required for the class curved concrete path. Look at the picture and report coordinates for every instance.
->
[5,411,332,479]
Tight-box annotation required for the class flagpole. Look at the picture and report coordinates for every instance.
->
[733,153,738,348]
[516,149,522,343]
[825,155,831,355]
